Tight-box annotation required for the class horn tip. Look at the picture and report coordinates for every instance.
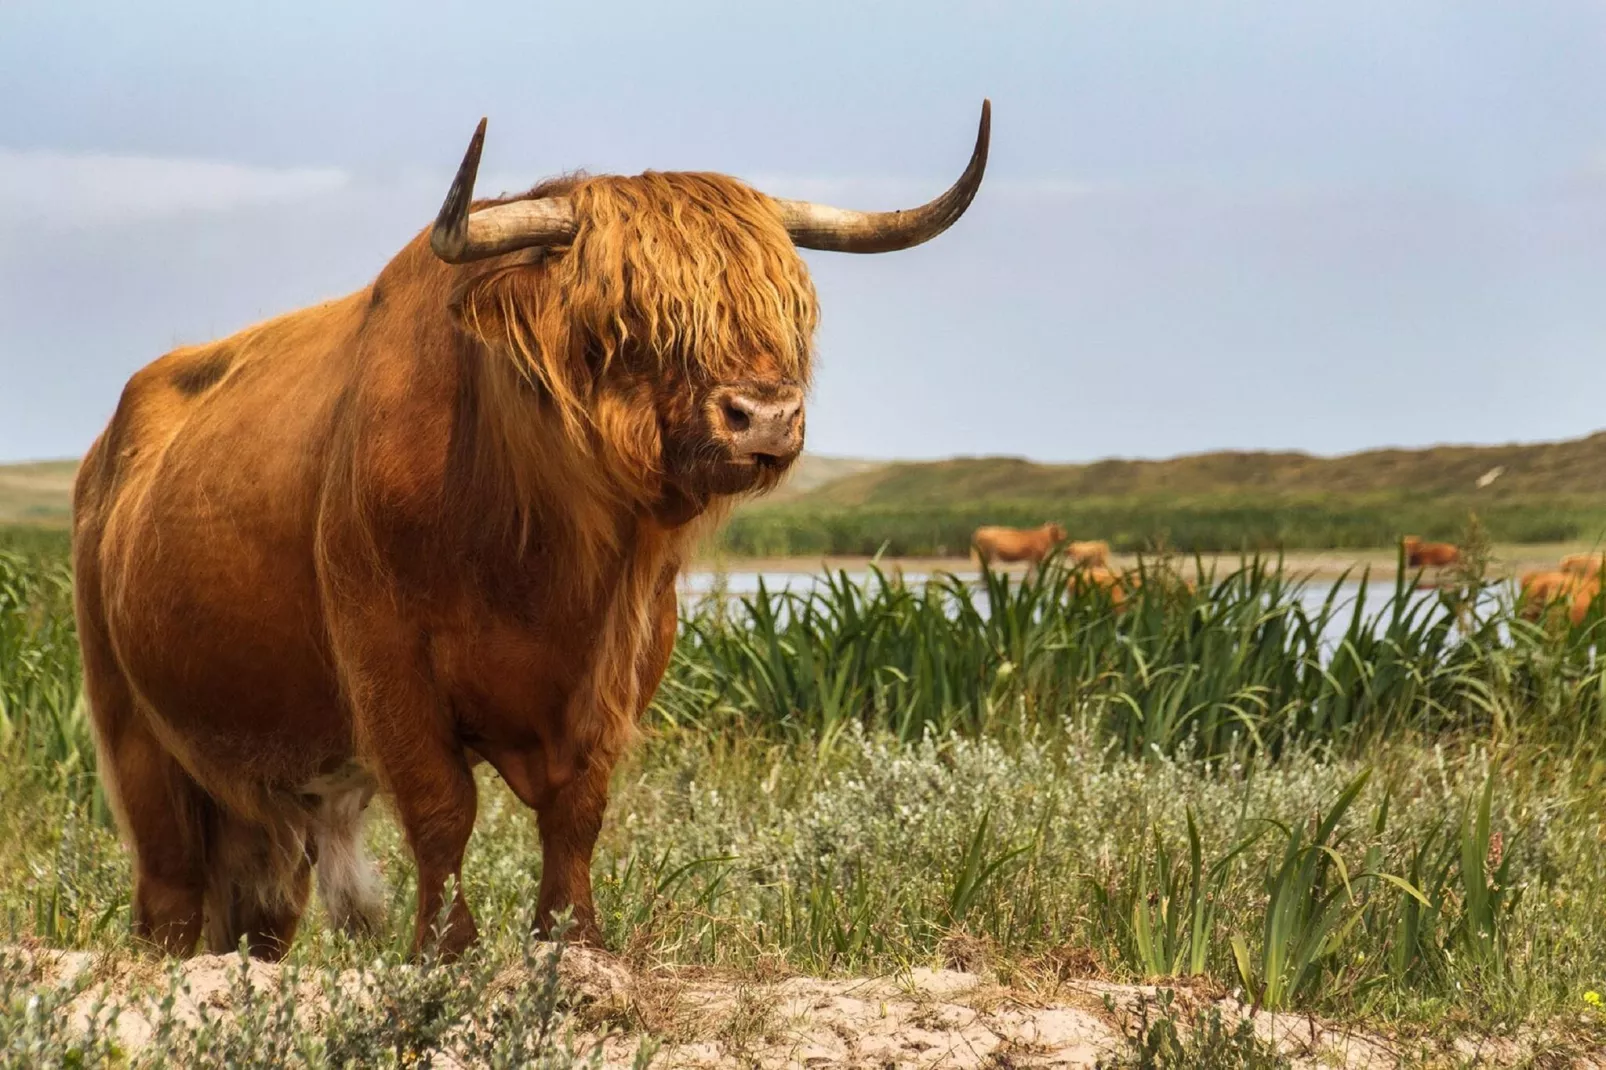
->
[431,117,489,263]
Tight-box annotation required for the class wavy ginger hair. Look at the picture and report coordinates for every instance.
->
[448,171,817,523]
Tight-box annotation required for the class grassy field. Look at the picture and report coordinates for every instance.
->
[3,526,1606,1064]
[789,434,1606,506]
[719,493,1606,557]
[0,460,75,528]
[15,435,1606,559]
[715,435,1606,556]
[0,454,879,527]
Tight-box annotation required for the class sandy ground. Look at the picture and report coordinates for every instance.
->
[16,944,1601,1068]
[695,545,1596,584]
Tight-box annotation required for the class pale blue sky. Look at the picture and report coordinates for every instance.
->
[3,1,1606,463]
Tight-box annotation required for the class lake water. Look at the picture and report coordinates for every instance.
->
[676,567,1507,651]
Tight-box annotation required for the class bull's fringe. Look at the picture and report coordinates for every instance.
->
[459,171,815,477]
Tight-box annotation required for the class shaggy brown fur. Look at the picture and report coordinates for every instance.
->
[74,171,819,959]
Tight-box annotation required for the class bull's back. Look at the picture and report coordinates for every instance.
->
[78,295,369,795]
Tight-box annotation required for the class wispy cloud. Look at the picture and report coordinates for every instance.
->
[0,149,349,227]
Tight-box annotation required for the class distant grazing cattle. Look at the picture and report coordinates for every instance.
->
[72,105,991,960]
[1560,552,1605,577]
[1066,540,1110,569]
[1518,570,1572,619]
[1069,565,1129,609]
[1121,568,1197,601]
[1517,570,1599,626]
[1575,579,1602,626]
[972,523,1067,566]
[1068,564,1196,614]
[1402,536,1460,569]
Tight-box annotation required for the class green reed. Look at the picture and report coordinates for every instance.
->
[657,554,1605,758]
[719,497,1606,556]
[2,531,1603,1043]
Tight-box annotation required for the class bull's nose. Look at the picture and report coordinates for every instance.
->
[717,386,804,461]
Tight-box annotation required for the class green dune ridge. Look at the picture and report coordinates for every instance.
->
[9,432,1606,553]
[726,433,1606,556]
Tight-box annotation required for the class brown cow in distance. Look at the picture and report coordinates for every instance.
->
[73,105,991,959]
[1069,564,1196,614]
[1402,536,1460,569]
[972,523,1066,566]
[1066,539,1110,569]
[1069,565,1129,610]
[1517,570,1600,626]
[1560,552,1605,577]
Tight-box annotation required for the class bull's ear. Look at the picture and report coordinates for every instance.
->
[449,267,593,411]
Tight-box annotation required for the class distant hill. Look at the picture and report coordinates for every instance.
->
[0,455,879,526]
[720,433,1606,556]
[9,432,1606,554]
[765,454,889,501]
[783,433,1606,510]
[0,460,76,526]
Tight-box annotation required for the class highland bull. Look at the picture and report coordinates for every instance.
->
[73,105,991,959]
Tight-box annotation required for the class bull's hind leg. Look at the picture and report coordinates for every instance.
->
[112,723,210,954]
[79,615,208,954]
[201,811,313,960]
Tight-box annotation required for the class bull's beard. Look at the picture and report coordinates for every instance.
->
[662,444,794,503]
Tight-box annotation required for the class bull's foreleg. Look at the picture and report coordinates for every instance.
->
[375,730,480,958]
[535,756,613,946]
[402,763,479,958]
[341,654,480,959]
[533,585,674,947]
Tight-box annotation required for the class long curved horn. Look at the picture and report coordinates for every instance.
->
[774,100,991,254]
[430,118,577,264]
